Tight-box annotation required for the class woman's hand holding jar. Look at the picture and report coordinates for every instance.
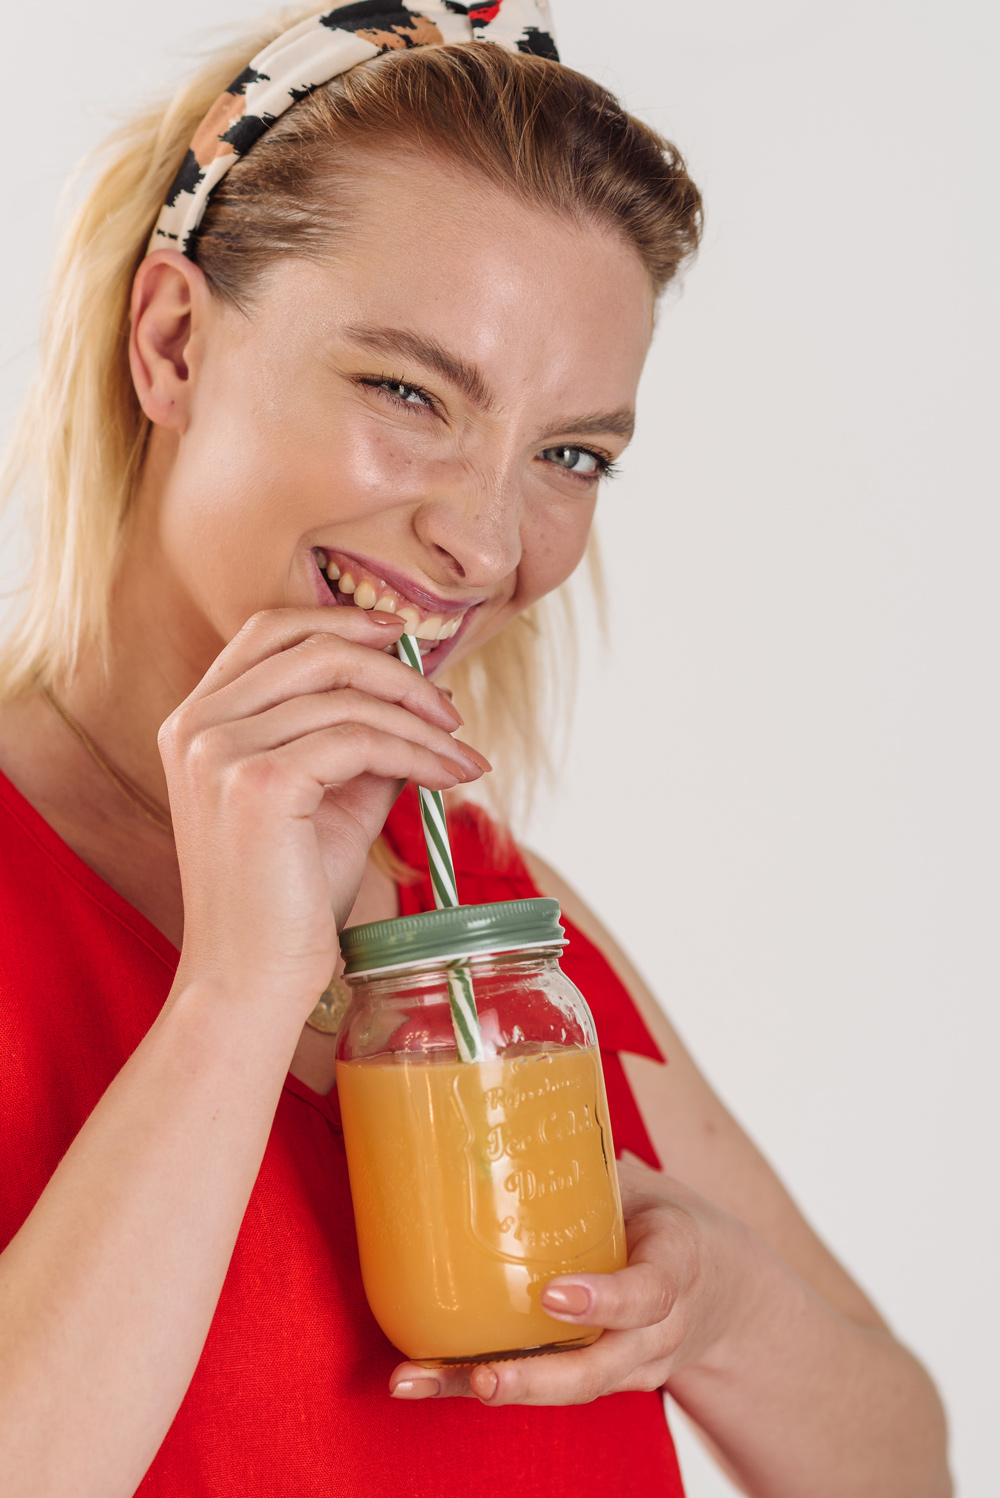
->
[387,1142,944,1492]
[390,1161,766,1404]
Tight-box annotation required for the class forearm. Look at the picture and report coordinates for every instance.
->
[0,978,303,1498]
[668,1239,951,1498]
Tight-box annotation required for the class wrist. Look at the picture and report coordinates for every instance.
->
[161,969,315,1061]
[170,944,335,1026]
[677,1218,809,1386]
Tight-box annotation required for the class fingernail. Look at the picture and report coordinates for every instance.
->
[437,690,464,725]
[371,611,404,626]
[472,1367,498,1402]
[441,755,479,782]
[390,1377,440,1400]
[437,698,464,727]
[542,1284,592,1317]
[456,743,492,773]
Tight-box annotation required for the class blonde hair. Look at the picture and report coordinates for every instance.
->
[0,6,700,816]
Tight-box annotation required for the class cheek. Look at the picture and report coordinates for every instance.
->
[154,391,319,632]
[153,390,453,634]
[317,415,442,508]
[513,496,597,609]
[155,431,293,634]
[449,499,595,672]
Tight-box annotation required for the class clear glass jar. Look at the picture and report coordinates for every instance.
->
[335,898,627,1366]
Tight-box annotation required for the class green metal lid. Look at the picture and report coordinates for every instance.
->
[339,897,565,976]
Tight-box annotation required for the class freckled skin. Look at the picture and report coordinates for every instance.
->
[150,158,654,677]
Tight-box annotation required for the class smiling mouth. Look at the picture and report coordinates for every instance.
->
[313,548,473,657]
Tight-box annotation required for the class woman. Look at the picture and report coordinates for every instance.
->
[0,4,951,1495]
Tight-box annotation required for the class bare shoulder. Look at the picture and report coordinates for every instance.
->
[522,848,888,1331]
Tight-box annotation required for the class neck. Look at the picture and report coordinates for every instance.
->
[60,469,226,805]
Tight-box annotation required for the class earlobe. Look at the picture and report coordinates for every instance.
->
[129,250,209,432]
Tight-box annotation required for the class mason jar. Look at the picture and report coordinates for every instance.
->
[335,897,627,1366]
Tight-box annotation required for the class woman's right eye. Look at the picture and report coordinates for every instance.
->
[364,377,434,410]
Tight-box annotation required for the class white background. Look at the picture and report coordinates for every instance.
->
[2,3,996,1495]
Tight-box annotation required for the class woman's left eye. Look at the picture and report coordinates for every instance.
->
[540,445,609,478]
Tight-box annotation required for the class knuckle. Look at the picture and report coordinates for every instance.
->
[308,626,351,650]
[229,610,277,653]
[166,715,232,780]
[327,686,365,715]
[225,751,284,800]
[156,712,180,758]
[663,1302,689,1350]
[647,1275,676,1325]
[290,632,352,670]
[626,1365,668,1395]
[331,720,371,747]
[296,631,333,654]
[188,723,234,774]
[578,1370,609,1404]
[157,704,196,761]
[243,608,281,636]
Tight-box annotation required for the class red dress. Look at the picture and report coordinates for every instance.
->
[0,773,684,1496]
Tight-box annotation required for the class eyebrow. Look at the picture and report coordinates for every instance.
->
[343,323,635,443]
[553,408,636,441]
[344,324,494,410]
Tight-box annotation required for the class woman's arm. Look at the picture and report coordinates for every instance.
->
[523,851,886,1323]
[393,849,950,1498]
[0,976,303,1498]
[0,608,486,1498]
[521,851,953,1498]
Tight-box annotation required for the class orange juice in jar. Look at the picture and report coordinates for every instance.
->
[335,899,627,1365]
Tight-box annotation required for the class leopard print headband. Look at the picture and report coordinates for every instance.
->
[149,0,559,257]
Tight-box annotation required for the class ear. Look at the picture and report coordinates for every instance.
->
[129,250,213,431]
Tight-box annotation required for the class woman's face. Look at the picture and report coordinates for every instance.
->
[139,155,654,676]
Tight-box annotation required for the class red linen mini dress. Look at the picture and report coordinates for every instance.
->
[0,772,685,1497]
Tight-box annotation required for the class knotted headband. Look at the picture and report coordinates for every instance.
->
[149,0,559,257]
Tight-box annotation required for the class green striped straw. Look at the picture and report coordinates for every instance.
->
[396,630,460,910]
[396,632,484,1063]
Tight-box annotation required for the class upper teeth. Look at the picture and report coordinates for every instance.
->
[319,551,465,642]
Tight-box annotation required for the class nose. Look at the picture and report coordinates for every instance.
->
[412,469,523,592]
